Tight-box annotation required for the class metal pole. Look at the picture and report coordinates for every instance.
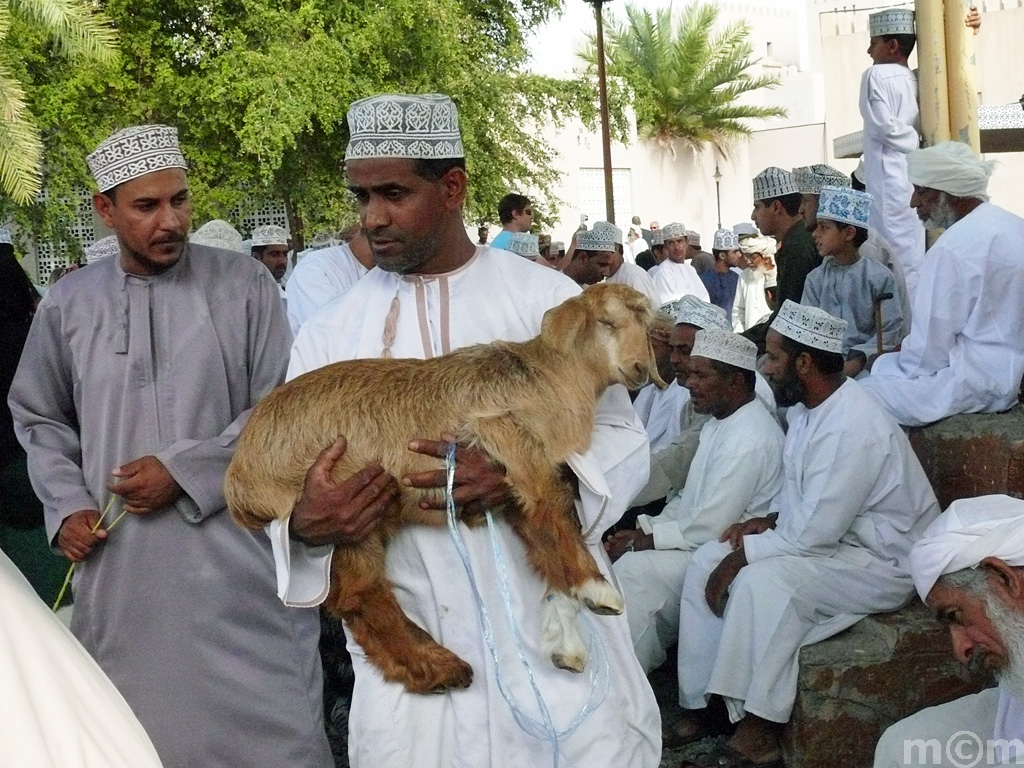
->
[713,164,723,229]
[592,0,616,223]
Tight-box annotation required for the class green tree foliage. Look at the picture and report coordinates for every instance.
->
[581,2,786,157]
[0,0,116,204]
[4,0,602,246]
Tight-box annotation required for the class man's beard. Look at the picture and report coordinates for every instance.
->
[768,360,804,408]
[923,192,959,230]
[981,594,1024,701]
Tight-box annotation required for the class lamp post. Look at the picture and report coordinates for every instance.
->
[713,164,723,228]
[586,0,615,223]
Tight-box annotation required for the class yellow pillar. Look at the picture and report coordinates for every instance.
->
[943,0,980,150]
[916,0,950,146]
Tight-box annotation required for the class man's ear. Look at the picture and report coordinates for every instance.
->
[93,192,116,228]
[981,557,1024,603]
[441,167,468,211]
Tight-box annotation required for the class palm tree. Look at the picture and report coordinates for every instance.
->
[0,0,117,204]
[581,2,786,157]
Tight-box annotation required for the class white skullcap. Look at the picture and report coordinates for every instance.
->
[660,222,687,242]
[739,235,777,258]
[87,125,187,193]
[190,220,246,253]
[505,232,540,258]
[692,328,757,371]
[817,186,873,229]
[250,225,290,247]
[753,167,799,202]
[907,141,994,199]
[770,300,846,354]
[733,222,759,237]
[651,228,666,246]
[667,294,731,330]
[345,93,463,161]
[869,8,915,37]
[84,235,119,264]
[909,495,1024,601]
[713,229,739,251]
[0,227,10,245]
[592,221,625,246]
[793,164,851,195]
[576,227,618,253]
[685,230,700,246]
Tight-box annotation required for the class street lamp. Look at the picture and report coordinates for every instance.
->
[713,164,723,228]
[585,0,615,224]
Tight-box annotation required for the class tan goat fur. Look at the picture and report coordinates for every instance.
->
[225,283,664,693]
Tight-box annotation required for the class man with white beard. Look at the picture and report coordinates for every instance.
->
[873,495,1024,767]
[861,142,1024,427]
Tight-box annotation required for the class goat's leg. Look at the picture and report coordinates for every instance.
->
[327,538,473,694]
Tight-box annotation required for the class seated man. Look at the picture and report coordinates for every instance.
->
[873,495,1024,768]
[802,185,903,379]
[861,142,1024,427]
[607,328,784,675]
[674,301,939,765]
[632,306,689,452]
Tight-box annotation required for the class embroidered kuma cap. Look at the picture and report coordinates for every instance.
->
[869,8,915,37]
[505,232,541,258]
[817,186,873,229]
[344,93,464,161]
[659,222,688,242]
[250,225,290,247]
[87,125,187,193]
[713,229,739,251]
[692,328,758,371]
[793,164,851,195]
[685,230,700,246]
[667,294,730,331]
[752,167,799,202]
[651,228,666,246]
[84,235,119,264]
[733,222,758,238]
[592,221,624,246]
[0,227,10,245]
[576,227,618,253]
[770,300,847,354]
[190,220,246,253]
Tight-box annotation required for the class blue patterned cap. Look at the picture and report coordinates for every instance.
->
[869,9,915,37]
[816,185,873,229]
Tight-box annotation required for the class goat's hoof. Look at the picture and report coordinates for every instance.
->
[552,651,587,673]
[404,658,474,694]
[575,578,624,616]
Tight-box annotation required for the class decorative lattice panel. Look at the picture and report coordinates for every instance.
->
[578,167,633,228]
[34,187,96,280]
[233,199,289,237]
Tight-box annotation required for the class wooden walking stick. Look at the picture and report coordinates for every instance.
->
[873,292,893,357]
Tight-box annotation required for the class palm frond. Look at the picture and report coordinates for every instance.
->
[9,0,118,62]
[0,67,42,204]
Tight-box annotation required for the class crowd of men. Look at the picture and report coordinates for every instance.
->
[2,5,1024,768]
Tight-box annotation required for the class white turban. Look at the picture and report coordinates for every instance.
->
[909,495,1024,601]
[906,141,995,199]
[739,235,776,258]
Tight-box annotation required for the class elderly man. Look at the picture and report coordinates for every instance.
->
[277,94,660,768]
[489,192,533,251]
[651,222,710,305]
[672,301,939,764]
[286,229,373,335]
[8,126,328,768]
[861,142,1024,427]
[608,328,783,676]
[873,494,1024,767]
[793,164,851,231]
[732,235,776,334]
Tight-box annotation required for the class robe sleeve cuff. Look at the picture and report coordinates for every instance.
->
[267,518,333,607]
[652,520,687,551]
[743,529,789,563]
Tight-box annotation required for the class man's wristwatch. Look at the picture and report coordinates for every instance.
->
[625,537,637,553]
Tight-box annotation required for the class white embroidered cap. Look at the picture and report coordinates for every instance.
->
[817,186,873,229]
[344,93,464,161]
[753,167,799,202]
[84,235,119,264]
[505,232,540,258]
[190,220,246,253]
[733,222,758,237]
[770,300,847,354]
[660,222,687,242]
[692,328,757,371]
[576,227,618,253]
[869,8,916,37]
[250,224,290,247]
[651,228,666,246]
[0,227,10,245]
[592,221,624,246]
[685,230,700,246]
[670,294,730,331]
[712,228,739,251]
[793,164,851,195]
[87,125,188,193]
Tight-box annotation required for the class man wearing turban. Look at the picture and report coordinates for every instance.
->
[861,142,1024,427]
[873,495,1024,767]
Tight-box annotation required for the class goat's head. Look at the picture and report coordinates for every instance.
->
[540,283,667,391]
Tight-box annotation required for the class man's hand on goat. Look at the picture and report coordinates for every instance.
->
[108,455,183,514]
[404,434,512,516]
[57,509,107,562]
[291,436,399,547]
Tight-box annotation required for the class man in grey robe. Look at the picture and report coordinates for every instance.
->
[8,125,331,768]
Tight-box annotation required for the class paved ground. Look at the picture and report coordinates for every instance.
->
[651,660,736,768]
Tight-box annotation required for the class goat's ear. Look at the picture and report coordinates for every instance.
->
[541,295,591,351]
[623,292,654,320]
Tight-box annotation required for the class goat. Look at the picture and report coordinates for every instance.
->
[225,283,665,693]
